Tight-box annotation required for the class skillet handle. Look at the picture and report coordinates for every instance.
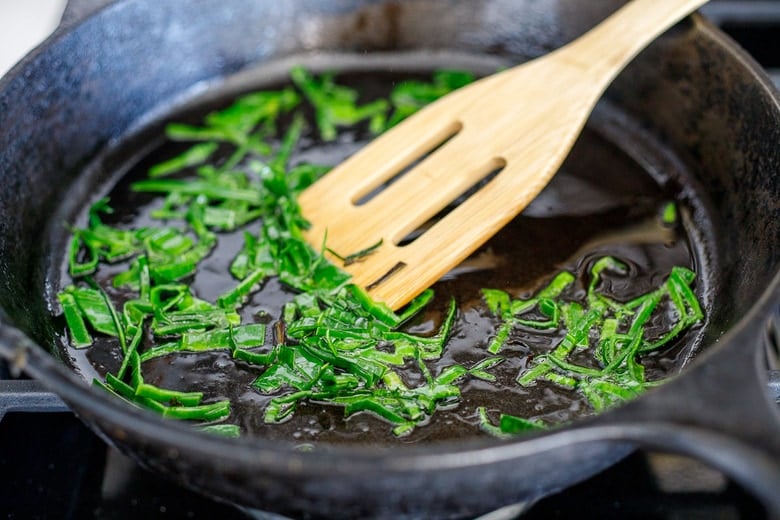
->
[596,308,780,516]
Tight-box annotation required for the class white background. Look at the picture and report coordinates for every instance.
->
[0,0,68,76]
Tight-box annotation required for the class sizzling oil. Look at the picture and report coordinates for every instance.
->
[60,68,701,446]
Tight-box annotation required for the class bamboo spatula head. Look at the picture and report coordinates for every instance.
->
[298,0,710,310]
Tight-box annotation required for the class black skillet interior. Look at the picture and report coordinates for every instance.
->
[0,0,779,518]
[45,46,713,445]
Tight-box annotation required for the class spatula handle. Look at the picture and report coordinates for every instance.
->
[565,0,710,79]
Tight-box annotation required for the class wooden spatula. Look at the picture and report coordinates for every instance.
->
[299,0,709,310]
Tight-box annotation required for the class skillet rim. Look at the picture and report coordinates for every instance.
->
[0,2,779,477]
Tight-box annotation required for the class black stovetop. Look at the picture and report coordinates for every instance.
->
[2,1,779,518]
[0,411,768,519]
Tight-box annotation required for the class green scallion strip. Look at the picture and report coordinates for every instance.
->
[149,142,219,178]
[199,424,241,437]
[58,292,93,348]
[477,407,544,438]
[162,400,231,421]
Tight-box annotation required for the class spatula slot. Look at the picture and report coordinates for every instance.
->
[351,121,462,206]
[366,261,407,291]
[395,157,506,246]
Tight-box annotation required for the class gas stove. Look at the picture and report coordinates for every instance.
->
[1,1,779,518]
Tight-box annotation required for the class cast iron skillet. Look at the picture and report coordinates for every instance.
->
[1,0,779,518]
